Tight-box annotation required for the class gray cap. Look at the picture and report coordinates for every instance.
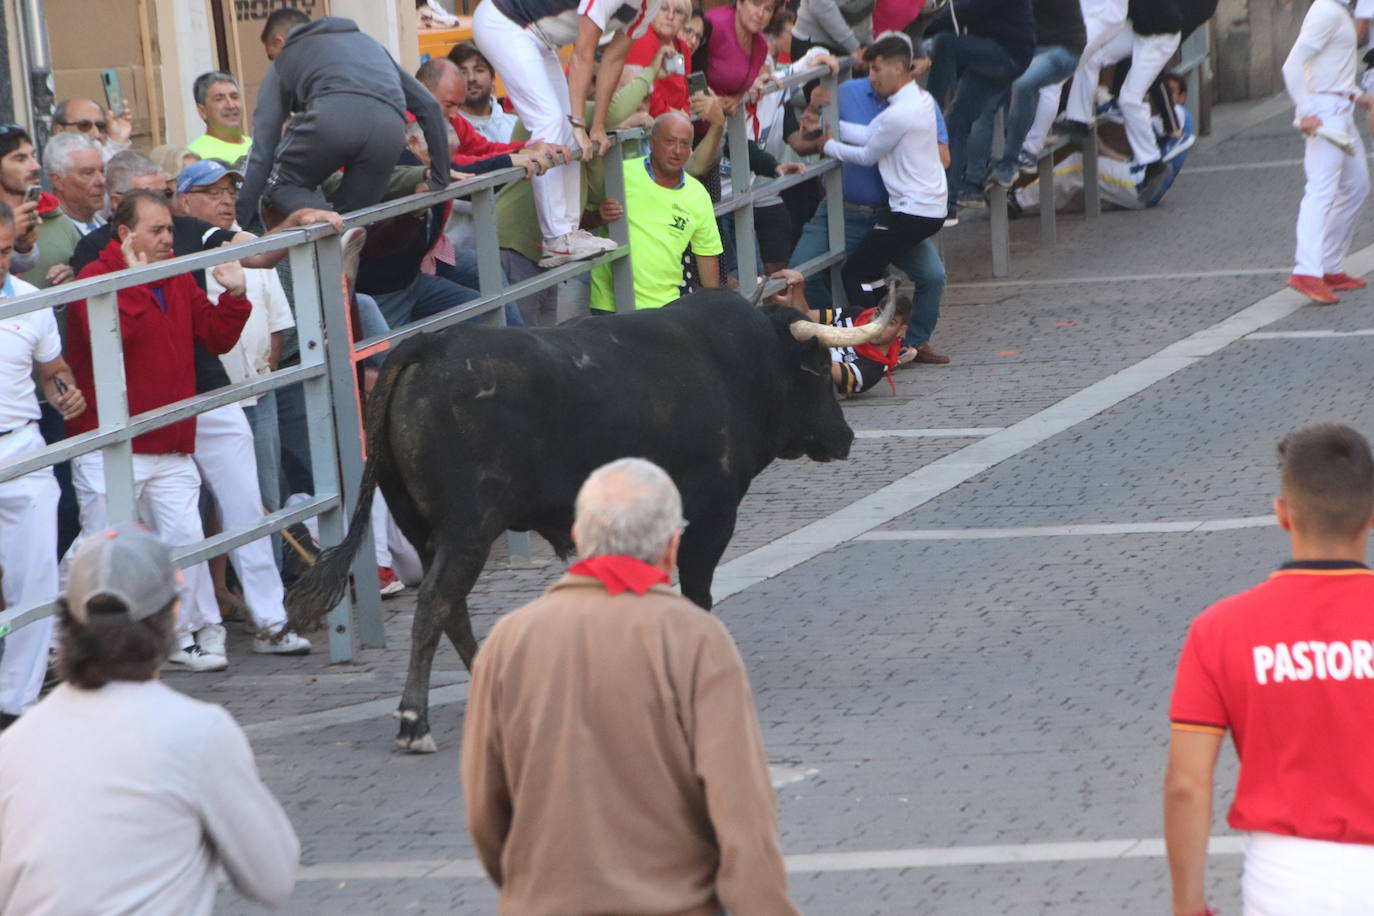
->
[66,524,179,623]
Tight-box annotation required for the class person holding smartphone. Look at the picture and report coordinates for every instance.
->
[0,126,46,277]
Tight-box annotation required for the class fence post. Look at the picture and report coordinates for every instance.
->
[604,139,636,313]
[988,107,1009,277]
[726,107,757,300]
[312,236,385,657]
[820,70,846,308]
[471,183,534,566]
[86,291,137,524]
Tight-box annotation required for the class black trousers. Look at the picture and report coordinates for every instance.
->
[842,210,945,309]
[264,94,407,217]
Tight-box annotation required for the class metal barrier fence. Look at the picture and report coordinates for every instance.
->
[0,61,847,663]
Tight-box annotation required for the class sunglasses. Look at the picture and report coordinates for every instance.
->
[56,119,107,133]
[0,123,27,136]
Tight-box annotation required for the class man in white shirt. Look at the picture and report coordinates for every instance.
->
[0,523,299,914]
[821,33,946,310]
[0,201,86,727]
[1283,0,1374,304]
[174,160,309,657]
[473,0,658,267]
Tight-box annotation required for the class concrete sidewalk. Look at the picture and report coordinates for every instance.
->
[194,95,1368,914]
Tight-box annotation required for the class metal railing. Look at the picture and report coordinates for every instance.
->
[0,60,848,663]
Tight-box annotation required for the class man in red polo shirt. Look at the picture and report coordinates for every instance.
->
[63,189,251,673]
[1165,423,1374,916]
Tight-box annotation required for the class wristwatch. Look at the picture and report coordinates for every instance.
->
[568,116,588,129]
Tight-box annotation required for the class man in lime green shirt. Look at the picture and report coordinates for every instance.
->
[186,71,253,169]
[590,111,723,312]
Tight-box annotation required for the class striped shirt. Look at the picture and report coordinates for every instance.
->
[494,0,659,50]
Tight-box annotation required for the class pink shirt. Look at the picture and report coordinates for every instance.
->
[704,5,768,97]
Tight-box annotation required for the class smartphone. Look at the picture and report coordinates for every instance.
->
[24,185,41,204]
[100,68,123,116]
[687,70,708,97]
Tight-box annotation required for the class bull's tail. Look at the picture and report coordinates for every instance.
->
[284,355,412,633]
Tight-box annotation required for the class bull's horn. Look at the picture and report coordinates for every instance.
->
[789,286,898,347]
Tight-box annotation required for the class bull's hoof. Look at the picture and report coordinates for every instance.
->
[395,733,438,754]
[392,708,437,754]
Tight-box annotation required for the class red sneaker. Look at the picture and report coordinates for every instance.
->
[1289,274,1340,304]
[1323,272,1367,291]
[378,566,405,597]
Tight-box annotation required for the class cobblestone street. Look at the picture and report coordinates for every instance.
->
[190,93,1374,914]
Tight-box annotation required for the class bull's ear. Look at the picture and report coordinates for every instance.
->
[797,338,831,377]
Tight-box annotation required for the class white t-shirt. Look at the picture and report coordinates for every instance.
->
[0,274,60,432]
[499,0,659,51]
[0,681,299,916]
[1283,0,1359,118]
[824,81,947,219]
[464,104,520,143]
[207,265,294,405]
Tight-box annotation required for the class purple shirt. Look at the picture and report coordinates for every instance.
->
[704,5,768,97]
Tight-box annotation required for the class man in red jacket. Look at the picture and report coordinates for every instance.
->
[63,189,252,673]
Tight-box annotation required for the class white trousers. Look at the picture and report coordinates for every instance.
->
[1065,0,1129,124]
[71,449,216,640]
[192,404,286,631]
[0,424,58,716]
[1294,98,1370,277]
[473,0,581,241]
[1243,832,1374,915]
[1022,80,1068,157]
[1015,152,1145,212]
[297,489,423,586]
[1068,27,1180,164]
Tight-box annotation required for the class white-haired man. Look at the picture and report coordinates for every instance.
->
[51,96,133,163]
[22,132,105,290]
[462,457,797,915]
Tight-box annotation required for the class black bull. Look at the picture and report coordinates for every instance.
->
[286,288,894,752]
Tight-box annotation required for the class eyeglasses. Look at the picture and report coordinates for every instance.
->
[56,119,107,133]
[186,186,238,200]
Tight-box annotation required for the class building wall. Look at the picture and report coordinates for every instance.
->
[1213,0,1307,102]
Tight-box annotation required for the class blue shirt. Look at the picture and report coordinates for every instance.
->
[837,78,947,208]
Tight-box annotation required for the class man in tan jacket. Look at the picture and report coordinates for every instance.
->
[461,458,797,916]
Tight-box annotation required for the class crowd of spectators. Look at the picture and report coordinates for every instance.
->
[0,0,1213,719]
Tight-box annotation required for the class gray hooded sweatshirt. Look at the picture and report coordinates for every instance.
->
[238,17,451,226]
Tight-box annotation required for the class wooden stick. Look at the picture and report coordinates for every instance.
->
[136,0,163,146]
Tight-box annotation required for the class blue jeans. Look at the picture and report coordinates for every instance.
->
[372,273,480,330]
[975,44,1080,185]
[789,200,947,347]
[435,248,525,326]
[926,32,1026,203]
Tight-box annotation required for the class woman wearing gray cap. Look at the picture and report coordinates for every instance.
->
[0,524,300,914]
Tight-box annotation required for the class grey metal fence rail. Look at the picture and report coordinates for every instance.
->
[0,60,848,663]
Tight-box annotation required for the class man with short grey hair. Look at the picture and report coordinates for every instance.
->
[22,131,104,290]
[462,457,797,916]
[188,71,252,168]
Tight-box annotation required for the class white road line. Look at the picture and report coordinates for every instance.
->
[853,428,1004,439]
[242,683,469,741]
[708,245,1374,604]
[294,836,1247,881]
[859,516,1272,541]
[1247,328,1374,340]
[947,267,1287,290]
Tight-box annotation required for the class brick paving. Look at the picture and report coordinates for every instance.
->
[193,95,1374,913]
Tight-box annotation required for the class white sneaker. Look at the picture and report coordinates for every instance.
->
[167,644,229,673]
[538,230,614,268]
[196,624,228,658]
[253,631,312,656]
[573,228,619,253]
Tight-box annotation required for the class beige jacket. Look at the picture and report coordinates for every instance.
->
[461,574,797,916]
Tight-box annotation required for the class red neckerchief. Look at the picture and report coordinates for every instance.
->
[569,555,669,595]
[851,307,901,394]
